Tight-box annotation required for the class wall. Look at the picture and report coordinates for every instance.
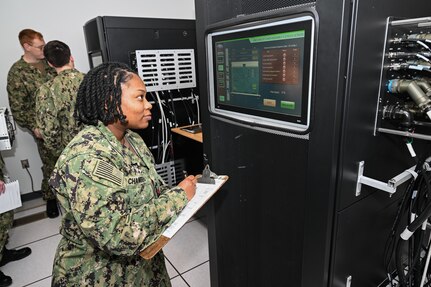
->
[0,0,195,194]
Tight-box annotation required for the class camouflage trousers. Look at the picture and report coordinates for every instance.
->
[0,211,13,262]
[36,139,56,200]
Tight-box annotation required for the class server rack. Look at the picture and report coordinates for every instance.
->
[195,1,431,286]
[83,16,196,69]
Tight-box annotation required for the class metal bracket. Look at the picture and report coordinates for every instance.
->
[356,161,416,196]
[197,164,216,184]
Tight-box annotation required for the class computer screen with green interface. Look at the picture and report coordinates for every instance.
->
[207,15,314,132]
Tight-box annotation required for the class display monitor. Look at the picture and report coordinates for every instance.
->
[207,15,315,132]
[89,51,103,68]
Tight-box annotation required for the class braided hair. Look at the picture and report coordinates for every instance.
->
[75,62,135,126]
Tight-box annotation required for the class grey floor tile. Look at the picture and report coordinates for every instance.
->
[3,203,211,287]
[163,219,209,274]
[165,257,180,279]
[24,277,51,287]
[15,198,45,213]
[2,234,61,287]
[182,261,210,287]
[8,216,61,248]
[171,275,189,287]
[14,205,45,220]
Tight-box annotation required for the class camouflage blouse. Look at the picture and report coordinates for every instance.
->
[7,57,56,130]
[35,68,84,158]
[50,122,188,286]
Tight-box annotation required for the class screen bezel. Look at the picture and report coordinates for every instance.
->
[89,51,103,68]
[207,15,315,133]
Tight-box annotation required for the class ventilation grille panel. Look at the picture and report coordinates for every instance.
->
[155,159,185,187]
[136,49,196,92]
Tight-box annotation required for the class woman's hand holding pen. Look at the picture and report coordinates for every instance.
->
[178,175,197,201]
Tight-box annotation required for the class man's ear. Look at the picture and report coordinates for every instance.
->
[22,43,31,52]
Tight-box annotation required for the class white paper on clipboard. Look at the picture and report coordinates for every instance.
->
[162,176,227,238]
[139,175,228,259]
[0,181,22,214]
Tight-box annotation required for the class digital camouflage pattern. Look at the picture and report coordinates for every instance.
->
[50,122,189,286]
[0,211,13,263]
[39,142,57,200]
[7,57,57,200]
[0,155,13,262]
[35,68,84,159]
[7,57,56,131]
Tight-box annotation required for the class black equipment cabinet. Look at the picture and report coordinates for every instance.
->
[195,0,431,286]
[83,16,196,69]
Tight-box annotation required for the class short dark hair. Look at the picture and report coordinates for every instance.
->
[18,29,43,46]
[75,62,135,126]
[43,40,71,68]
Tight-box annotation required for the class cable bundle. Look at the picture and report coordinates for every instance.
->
[147,88,200,164]
[384,152,431,286]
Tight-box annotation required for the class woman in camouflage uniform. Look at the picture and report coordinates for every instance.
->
[50,62,197,286]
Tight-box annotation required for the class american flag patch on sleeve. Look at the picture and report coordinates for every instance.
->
[93,160,124,186]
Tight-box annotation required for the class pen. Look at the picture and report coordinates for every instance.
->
[183,170,188,179]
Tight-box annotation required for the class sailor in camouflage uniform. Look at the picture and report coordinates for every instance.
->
[35,40,84,218]
[6,29,57,215]
[0,155,32,287]
[50,62,197,286]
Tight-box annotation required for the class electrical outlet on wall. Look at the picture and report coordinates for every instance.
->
[21,159,29,169]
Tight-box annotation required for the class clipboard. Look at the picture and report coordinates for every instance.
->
[140,175,228,259]
[0,181,22,214]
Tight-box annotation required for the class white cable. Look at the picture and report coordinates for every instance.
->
[155,91,168,163]
[164,108,169,161]
[163,112,169,162]
[409,65,425,71]
[411,213,417,223]
[422,219,428,231]
[189,90,196,124]
[178,89,192,125]
[416,53,431,62]
[163,140,171,164]
[406,142,417,158]
[417,40,431,51]
[406,169,419,180]
[194,91,200,124]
